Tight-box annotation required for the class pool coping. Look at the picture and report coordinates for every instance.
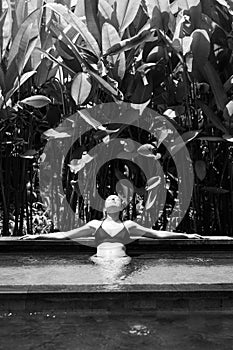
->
[1,284,233,312]
[1,283,233,293]
[0,236,233,252]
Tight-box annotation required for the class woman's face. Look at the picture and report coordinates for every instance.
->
[104,195,123,213]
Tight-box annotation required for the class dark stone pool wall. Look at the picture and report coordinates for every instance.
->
[1,287,233,314]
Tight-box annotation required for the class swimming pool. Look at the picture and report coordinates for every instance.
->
[1,310,233,350]
[2,251,233,286]
[1,237,233,349]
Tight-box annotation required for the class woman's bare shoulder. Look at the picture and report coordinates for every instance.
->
[87,220,102,229]
[124,220,138,229]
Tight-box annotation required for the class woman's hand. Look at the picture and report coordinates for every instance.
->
[185,233,205,239]
[19,234,41,240]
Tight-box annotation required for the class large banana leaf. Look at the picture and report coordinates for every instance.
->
[102,22,126,80]
[16,0,27,27]
[103,29,155,57]
[201,186,229,194]
[5,70,37,102]
[7,23,31,71]
[145,167,164,211]
[179,0,201,6]
[77,109,105,129]
[116,0,142,35]
[0,10,8,51]
[84,0,101,44]
[145,187,158,210]
[145,0,170,31]
[98,0,114,21]
[215,0,231,8]
[51,21,120,100]
[172,13,187,52]
[51,21,89,69]
[197,100,227,133]
[0,9,7,29]
[34,57,53,88]
[191,29,210,65]
[5,24,38,95]
[15,24,37,74]
[74,0,85,17]
[223,100,233,121]
[89,71,120,97]
[223,134,233,142]
[224,74,233,92]
[2,1,13,54]
[130,73,153,104]
[50,21,83,68]
[37,48,76,76]
[158,29,184,63]
[51,19,120,98]
[170,130,201,154]
[178,0,202,28]
[7,8,42,68]
[20,95,51,108]
[0,66,5,92]
[46,3,100,57]
[105,0,115,5]
[27,0,43,16]
[198,136,224,141]
[51,20,119,99]
[71,72,92,105]
[202,61,228,111]
[195,160,206,181]
[6,0,17,39]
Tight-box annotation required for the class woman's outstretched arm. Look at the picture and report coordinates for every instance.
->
[20,220,98,240]
[127,221,203,239]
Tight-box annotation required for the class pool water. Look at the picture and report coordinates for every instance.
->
[0,310,233,350]
[1,251,233,349]
[1,252,233,286]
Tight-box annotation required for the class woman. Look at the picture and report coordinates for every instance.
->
[21,195,203,259]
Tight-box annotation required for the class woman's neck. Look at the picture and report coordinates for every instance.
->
[105,212,121,222]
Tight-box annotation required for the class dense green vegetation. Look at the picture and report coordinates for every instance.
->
[0,0,233,236]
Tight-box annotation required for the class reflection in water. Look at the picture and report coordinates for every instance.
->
[89,255,150,287]
[127,324,151,336]
[2,252,232,287]
[89,255,131,285]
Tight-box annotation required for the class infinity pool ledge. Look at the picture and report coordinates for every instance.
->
[0,236,233,252]
[1,285,233,312]
[1,283,233,293]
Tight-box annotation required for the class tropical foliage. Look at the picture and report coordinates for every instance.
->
[0,0,233,236]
